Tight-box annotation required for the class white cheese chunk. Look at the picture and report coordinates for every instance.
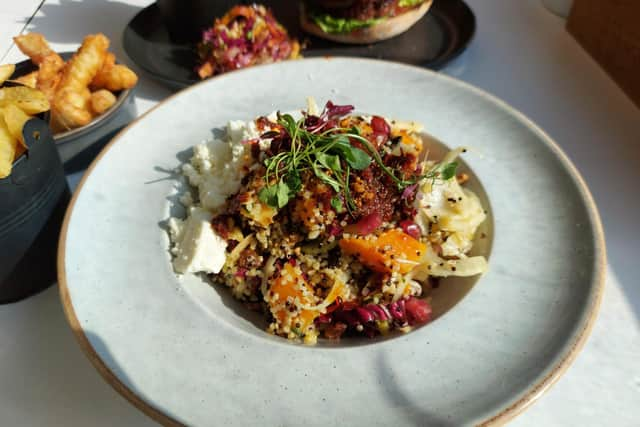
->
[169,120,265,276]
[182,122,256,214]
[170,207,227,275]
[228,119,260,144]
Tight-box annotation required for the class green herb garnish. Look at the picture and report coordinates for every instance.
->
[257,113,458,213]
[398,0,425,7]
[330,196,345,213]
[258,113,371,212]
[440,161,459,181]
[310,13,385,34]
[257,178,290,209]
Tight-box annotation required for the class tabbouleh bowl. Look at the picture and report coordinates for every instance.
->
[168,98,488,344]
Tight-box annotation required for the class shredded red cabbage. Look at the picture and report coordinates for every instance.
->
[197,4,301,79]
[303,100,355,134]
[316,296,432,339]
[344,211,382,236]
[401,183,418,200]
[325,101,355,118]
[399,219,421,239]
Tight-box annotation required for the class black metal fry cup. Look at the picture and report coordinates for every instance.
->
[0,118,71,304]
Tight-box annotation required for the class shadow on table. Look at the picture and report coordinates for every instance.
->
[0,286,156,426]
[19,0,173,103]
[18,0,140,45]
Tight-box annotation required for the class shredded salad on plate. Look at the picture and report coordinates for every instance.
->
[196,4,301,79]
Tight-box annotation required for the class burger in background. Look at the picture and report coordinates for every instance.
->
[300,0,434,44]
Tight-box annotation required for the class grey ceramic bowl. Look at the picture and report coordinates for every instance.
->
[53,84,137,173]
[12,53,138,173]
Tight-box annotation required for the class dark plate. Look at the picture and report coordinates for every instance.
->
[123,0,475,89]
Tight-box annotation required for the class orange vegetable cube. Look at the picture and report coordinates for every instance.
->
[339,229,426,274]
[292,195,318,230]
[268,262,317,332]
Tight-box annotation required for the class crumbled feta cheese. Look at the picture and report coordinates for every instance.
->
[266,111,278,122]
[170,207,227,274]
[167,217,184,255]
[168,120,259,275]
[183,121,255,214]
[228,119,260,144]
[182,163,202,187]
[179,192,193,207]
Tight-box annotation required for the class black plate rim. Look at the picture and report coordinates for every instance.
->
[123,0,476,90]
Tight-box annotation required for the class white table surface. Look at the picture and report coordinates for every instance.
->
[1,0,638,426]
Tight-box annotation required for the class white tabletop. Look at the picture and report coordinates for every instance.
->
[1,0,638,426]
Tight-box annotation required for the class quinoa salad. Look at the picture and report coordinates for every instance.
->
[168,98,488,344]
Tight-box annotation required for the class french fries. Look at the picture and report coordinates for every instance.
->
[2,103,31,146]
[14,71,38,88]
[0,103,35,179]
[0,64,15,86]
[0,81,51,178]
[51,34,110,131]
[10,32,138,133]
[91,53,138,92]
[0,116,18,178]
[90,89,116,115]
[13,33,62,66]
[36,54,64,101]
[90,52,115,89]
[0,86,50,115]
[2,28,141,178]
